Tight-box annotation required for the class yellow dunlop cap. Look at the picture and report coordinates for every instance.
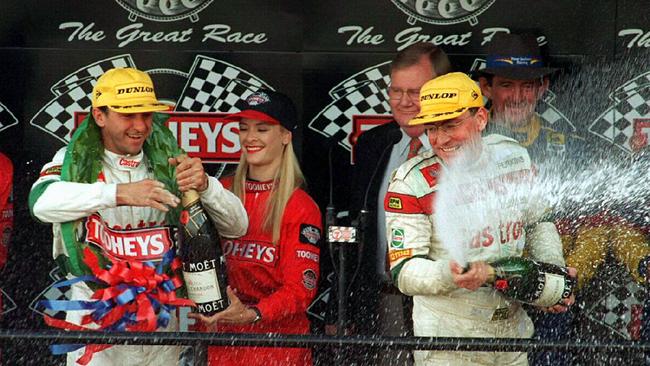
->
[409,72,484,125]
[92,68,169,113]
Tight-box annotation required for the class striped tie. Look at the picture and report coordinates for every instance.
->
[407,136,423,160]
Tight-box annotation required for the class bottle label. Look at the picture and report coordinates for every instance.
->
[534,272,566,307]
[183,269,223,303]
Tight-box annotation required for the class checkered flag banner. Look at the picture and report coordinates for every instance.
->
[175,55,272,113]
[50,55,136,96]
[29,55,137,144]
[329,61,391,99]
[537,90,576,132]
[585,268,646,340]
[30,79,95,143]
[589,76,650,154]
[308,62,392,151]
[0,102,18,133]
[611,71,650,103]
[29,267,72,320]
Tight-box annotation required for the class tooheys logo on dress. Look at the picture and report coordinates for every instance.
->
[222,239,277,265]
[84,214,172,261]
[119,158,140,168]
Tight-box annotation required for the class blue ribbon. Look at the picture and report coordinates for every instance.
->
[40,248,184,359]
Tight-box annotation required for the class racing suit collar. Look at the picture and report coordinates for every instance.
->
[245,179,275,193]
[103,149,145,171]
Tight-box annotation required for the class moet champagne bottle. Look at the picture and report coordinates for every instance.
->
[487,257,574,307]
[180,189,229,315]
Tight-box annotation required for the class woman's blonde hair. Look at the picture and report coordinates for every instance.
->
[232,134,304,244]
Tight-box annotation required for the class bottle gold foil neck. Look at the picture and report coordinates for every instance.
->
[486,265,496,284]
[181,189,200,207]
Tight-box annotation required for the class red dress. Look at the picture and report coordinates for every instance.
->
[207,178,322,366]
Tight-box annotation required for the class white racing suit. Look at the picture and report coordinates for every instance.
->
[384,134,565,366]
[30,148,248,366]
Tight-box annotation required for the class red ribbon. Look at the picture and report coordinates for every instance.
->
[44,248,194,365]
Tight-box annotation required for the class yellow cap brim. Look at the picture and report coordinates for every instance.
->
[408,107,468,126]
[107,103,170,113]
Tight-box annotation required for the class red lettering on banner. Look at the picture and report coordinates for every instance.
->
[74,111,242,164]
[350,115,393,164]
[84,214,172,261]
[630,118,650,152]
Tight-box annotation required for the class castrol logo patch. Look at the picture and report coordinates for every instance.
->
[119,157,140,168]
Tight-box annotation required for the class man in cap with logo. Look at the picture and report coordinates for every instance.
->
[29,67,248,365]
[384,72,572,365]
[322,42,452,365]
[475,33,587,164]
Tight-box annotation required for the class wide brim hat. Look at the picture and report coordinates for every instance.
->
[92,68,169,113]
[473,33,557,80]
[409,72,484,125]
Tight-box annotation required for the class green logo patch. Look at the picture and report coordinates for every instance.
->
[390,228,405,248]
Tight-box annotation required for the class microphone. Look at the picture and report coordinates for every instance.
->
[350,128,403,288]
[325,137,338,232]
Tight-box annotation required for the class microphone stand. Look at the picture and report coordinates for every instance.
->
[331,129,401,349]
[324,140,348,337]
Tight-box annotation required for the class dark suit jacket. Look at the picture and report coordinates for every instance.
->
[328,120,401,334]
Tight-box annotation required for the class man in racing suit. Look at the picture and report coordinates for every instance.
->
[384,73,573,365]
[29,68,248,366]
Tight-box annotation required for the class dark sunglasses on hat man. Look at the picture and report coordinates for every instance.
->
[473,33,557,81]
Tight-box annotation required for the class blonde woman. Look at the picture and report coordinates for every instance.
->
[190,90,322,366]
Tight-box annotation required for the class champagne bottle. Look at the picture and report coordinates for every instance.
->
[179,189,229,315]
[486,257,574,307]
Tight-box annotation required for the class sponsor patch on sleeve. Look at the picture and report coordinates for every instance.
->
[420,163,441,187]
[387,196,403,210]
[390,228,405,248]
[40,165,62,177]
[302,269,317,290]
[299,224,321,246]
[389,249,412,263]
[296,249,319,263]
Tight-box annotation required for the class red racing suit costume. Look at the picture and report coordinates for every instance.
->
[0,152,12,271]
[384,134,565,366]
[30,148,248,366]
[206,177,322,366]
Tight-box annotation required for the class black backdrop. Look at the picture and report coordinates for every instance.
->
[0,1,649,364]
